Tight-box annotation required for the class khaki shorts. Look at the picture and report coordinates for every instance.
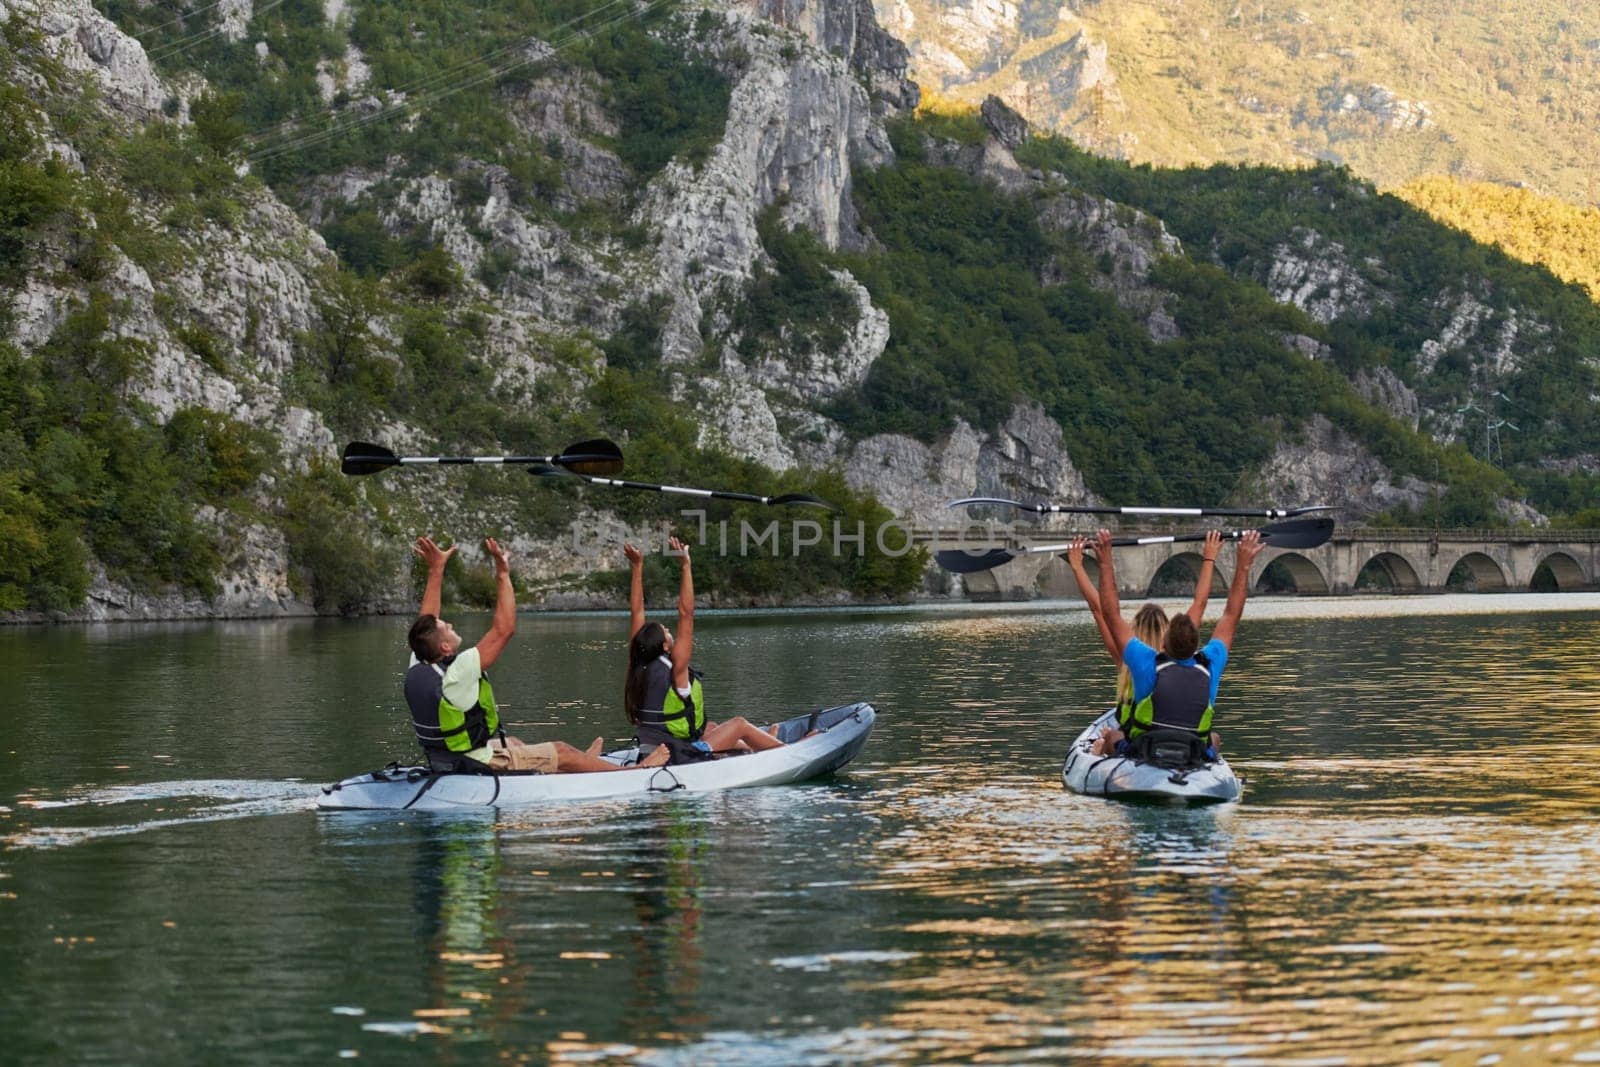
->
[487,737,559,774]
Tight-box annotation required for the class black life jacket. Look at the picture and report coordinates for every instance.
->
[404,654,500,763]
[634,655,706,747]
[1129,651,1215,740]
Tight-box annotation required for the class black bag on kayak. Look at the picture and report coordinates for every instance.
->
[650,738,716,766]
[1128,728,1210,770]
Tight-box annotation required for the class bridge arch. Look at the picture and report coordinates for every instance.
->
[1354,551,1424,593]
[1444,551,1508,592]
[1145,551,1229,598]
[1036,555,1095,598]
[1255,552,1330,595]
[1531,551,1590,592]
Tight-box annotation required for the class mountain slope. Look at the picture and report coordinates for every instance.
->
[879,0,1600,207]
[2,0,1595,621]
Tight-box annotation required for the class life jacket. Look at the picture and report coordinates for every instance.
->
[1128,651,1214,741]
[404,654,501,761]
[1114,691,1136,733]
[635,655,706,746]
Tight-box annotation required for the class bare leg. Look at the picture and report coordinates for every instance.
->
[585,737,604,757]
[704,716,785,752]
[552,740,667,772]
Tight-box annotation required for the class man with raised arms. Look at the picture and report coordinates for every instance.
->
[406,536,666,774]
[1093,527,1266,762]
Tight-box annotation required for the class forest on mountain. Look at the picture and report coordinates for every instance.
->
[2,0,1596,617]
[1392,176,1600,304]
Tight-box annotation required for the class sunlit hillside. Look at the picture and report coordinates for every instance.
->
[881,0,1600,207]
[1392,176,1600,304]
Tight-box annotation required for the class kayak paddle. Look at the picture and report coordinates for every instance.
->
[947,497,1335,519]
[934,516,1336,574]
[530,466,839,510]
[340,438,624,477]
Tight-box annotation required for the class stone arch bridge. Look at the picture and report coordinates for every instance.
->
[912,527,1600,600]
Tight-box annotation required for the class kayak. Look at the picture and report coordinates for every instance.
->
[1060,708,1241,804]
[318,702,875,811]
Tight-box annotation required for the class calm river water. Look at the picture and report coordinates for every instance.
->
[4,595,1600,1064]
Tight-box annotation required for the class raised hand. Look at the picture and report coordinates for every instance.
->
[623,542,644,568]
[667,535,691,566]
[1235,529,1264,569]
[483,537,511,575]
[1202,529,1222,563]
[1067,537,1087,568]
[413,536,456,571]
[1095,528,1114,557]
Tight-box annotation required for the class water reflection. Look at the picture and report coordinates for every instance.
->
[5,604,1600,1064]
[625,807,708,1040]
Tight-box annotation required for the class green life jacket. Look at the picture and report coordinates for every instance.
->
[404,654,501,757]
[636,655,706,745]
[1128,651,1214,741]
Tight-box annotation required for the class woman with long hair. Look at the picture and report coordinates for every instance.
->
[1067,530,1221,755]
[623,537,787,763]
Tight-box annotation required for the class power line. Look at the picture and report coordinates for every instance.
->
[244,0,635,147]
[245,0,668,166]
[146,0,286,64]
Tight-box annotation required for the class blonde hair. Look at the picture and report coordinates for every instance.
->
[1116,602,1168,708]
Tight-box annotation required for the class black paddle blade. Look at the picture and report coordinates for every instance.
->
[934,547,1020,574]
[340,442,400,476]
[770,493,839,511]
[527,464,570,479]
[555,438,623,476]
[1261,516,1335,549]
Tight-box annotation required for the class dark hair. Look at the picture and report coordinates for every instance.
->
[623,622,667,726]
[1164,613,1200,660]
[409,614,444,662]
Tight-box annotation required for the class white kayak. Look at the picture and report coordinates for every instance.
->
[1060,708,1241,804]
[318,702,875,811]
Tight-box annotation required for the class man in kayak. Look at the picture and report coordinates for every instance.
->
[407,535,668,774]
[1092,527,1266,761]
[1066,530,1222,755]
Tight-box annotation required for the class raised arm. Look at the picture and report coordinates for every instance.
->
[474,537,517,669]
[1068,537,1118,662]
[1209,530,1263,651]
[414,536,456,618]
[1185,529,1222,627]
[1096,528,1134,656]
[624,542,646,640]
[668,535,694,687]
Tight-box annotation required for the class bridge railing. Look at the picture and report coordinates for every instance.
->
[903,526,1600,546]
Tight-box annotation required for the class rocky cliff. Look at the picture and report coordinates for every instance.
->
[1,0,1575,622]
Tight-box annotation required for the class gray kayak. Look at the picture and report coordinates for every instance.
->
[318,702,875,811]
[1060,708,1241,804]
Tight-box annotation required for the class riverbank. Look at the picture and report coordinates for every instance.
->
[6,589,1599,628]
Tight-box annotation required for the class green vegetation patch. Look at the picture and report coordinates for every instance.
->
[831,121,1515,520]
[1015,137,1600,516]
[0,295,275,611]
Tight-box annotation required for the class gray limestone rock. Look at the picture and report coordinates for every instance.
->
[844,400,1095,527]
[1353,365,1420,430]
[1251,414,1440,520]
